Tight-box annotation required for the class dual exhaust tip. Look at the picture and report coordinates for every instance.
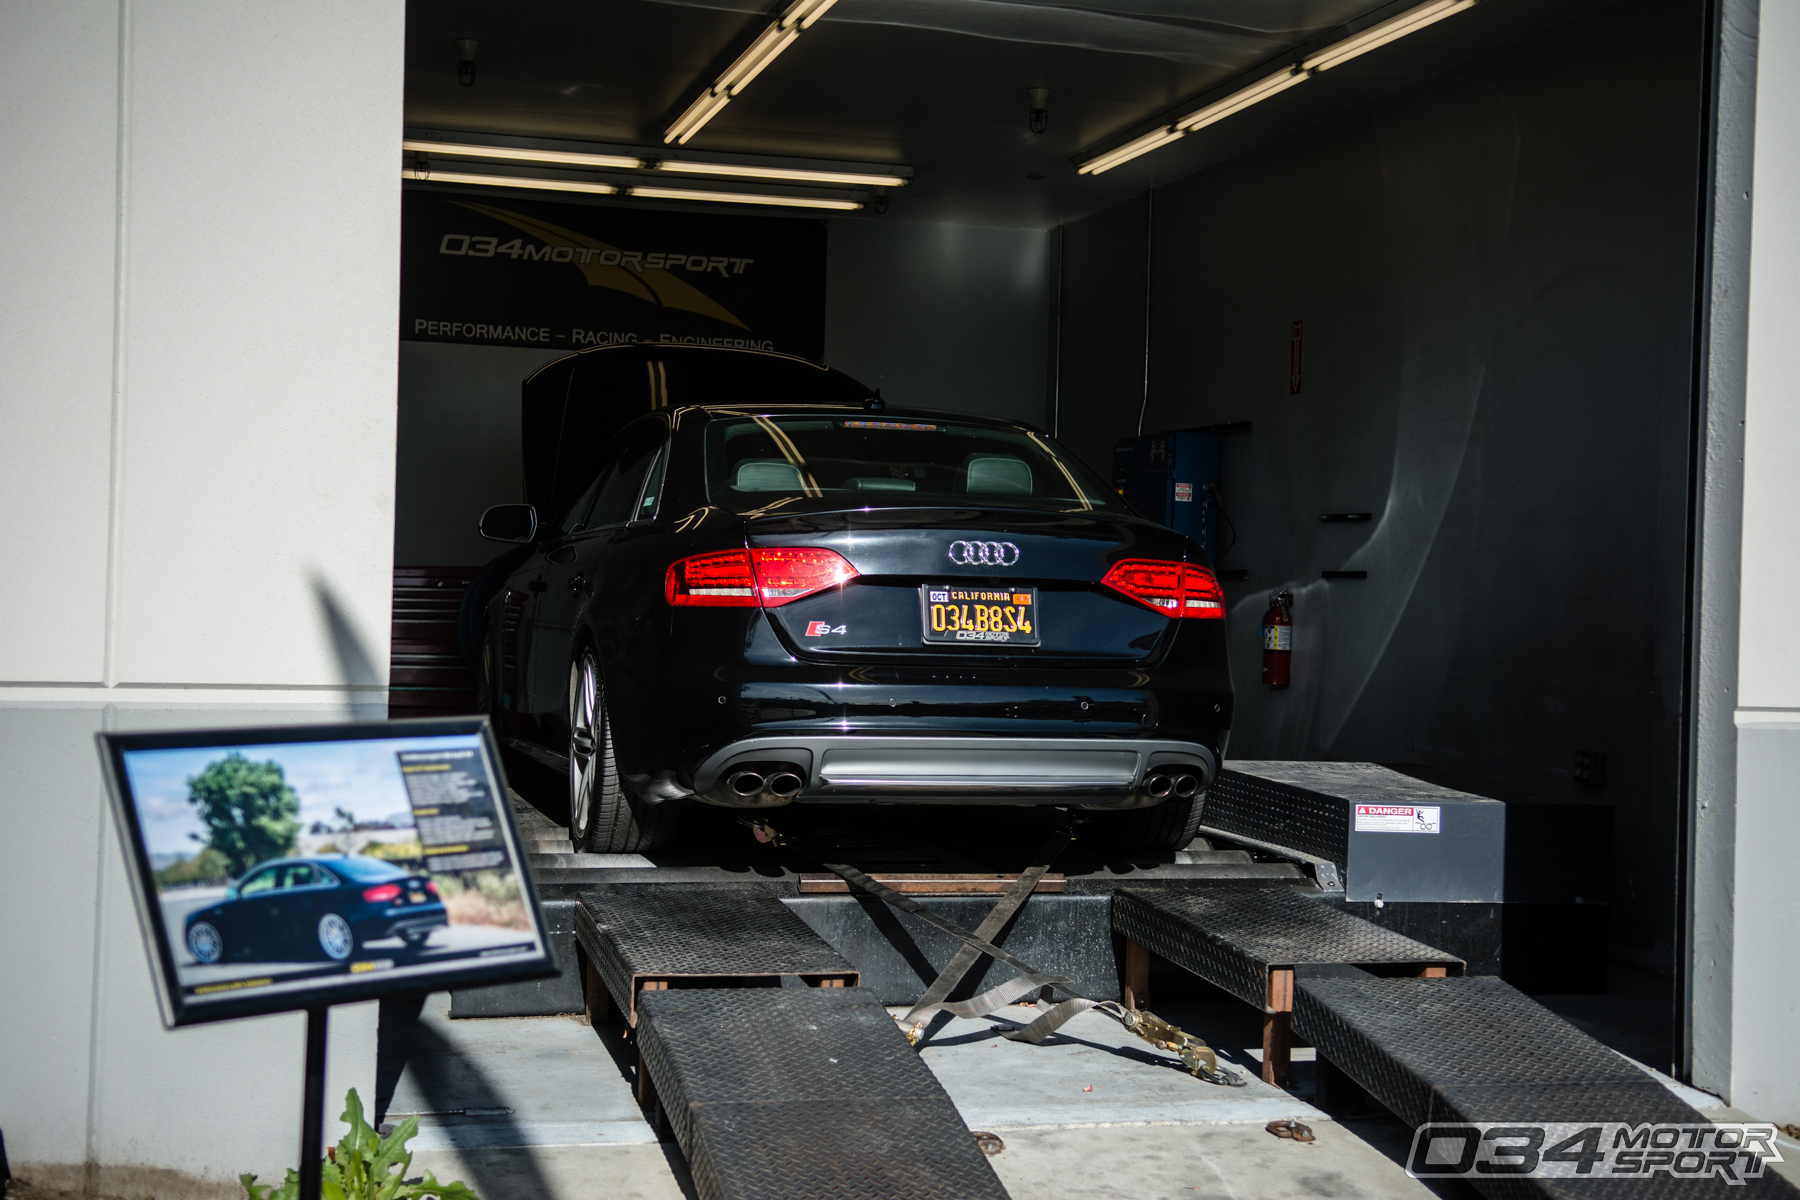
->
[726,764,805,803]
[721,762,1198,806]
[1143,769,1201,801]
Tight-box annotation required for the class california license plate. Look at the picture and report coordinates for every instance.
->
[920,584,1040,646]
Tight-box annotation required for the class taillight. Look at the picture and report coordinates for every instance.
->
[665,548,858,608]
[665,549,757,606]
[749,548,858,605]
[1101,559,1226,619]
[424,880,439,897]
[362,883,401,903]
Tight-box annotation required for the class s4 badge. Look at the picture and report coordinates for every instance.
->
[805,621,848,636]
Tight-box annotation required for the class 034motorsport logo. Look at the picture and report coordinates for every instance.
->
[1407,1122,1785,1185]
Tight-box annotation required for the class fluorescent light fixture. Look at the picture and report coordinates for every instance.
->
[658,160,907,188]
[1076,126,1185,176]
[1075,0,1477,175]
[1175,65,1310,133]
[402,139,643,170]
[626,185,861,210]
[1304,0,1477,72]
[404,169,619,196]
[664,0,839,145]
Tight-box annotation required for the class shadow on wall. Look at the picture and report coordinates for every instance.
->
[311,574,383,692]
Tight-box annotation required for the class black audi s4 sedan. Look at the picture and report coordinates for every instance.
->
[475,403,1232,853]
[183,855,447,964]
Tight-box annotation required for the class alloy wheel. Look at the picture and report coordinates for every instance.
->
[188,921,223,964]
[568,653,600,848]
[318,912,354,961]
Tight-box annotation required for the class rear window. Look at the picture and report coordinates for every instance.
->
[328,855,407,882]
[704,415,1124,516]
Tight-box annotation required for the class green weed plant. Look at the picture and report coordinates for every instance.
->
[241,1089,477,1200]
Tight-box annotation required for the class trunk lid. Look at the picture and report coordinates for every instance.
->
[747,507,1194,663]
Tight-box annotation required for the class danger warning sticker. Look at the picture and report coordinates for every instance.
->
[1354,804,1441,834]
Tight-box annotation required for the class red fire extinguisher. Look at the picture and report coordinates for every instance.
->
[1262,591,1293,688]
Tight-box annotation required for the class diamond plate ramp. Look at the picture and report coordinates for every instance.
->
[1113,885,1462,1010]
[637,987,1010,1200]
[573,884,858,1023]
[1295,976,1800,1198]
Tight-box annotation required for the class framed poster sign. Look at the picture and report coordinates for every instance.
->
[98,717,554,1026]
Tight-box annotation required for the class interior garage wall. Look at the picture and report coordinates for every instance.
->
[392,218,1055,565]
[0,2,403,1196]
[1050,196,1148,476]
[822,218,1053,424]
[1059,0,1703,975]
[395,343,562,566]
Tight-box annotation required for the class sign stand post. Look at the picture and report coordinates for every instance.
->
[297,1005,329,1200]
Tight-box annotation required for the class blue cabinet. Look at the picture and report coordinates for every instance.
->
[1112,432,1221,563]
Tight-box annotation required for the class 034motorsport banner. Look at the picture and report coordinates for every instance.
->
[401,189,827,357]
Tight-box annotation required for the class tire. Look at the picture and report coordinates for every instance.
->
[188,921,224,964]
[318,912,355,961]
[1093,793,1206,852]
[568,649,681,853]
[476,628,497,715]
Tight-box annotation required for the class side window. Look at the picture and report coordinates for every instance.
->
[239,868,278,896]
[589,423,668,528]
[280,864,316,889]
[634,446,668,522]
[559,469,608,535]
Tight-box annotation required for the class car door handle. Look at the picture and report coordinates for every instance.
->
[527,578,546,593]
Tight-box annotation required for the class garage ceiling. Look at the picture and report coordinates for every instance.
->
[404,0,1614,226]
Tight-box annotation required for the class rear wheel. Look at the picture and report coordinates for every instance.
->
[318,913,355,961]
[568,649,681,853]
[1093,794,1205,852]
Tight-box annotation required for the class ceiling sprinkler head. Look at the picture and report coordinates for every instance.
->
[1028,87,1049,134]
[456,39,479,86]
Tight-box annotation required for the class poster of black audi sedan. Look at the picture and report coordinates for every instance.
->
[182,855,448,965]
[472,393,1232,856]
[99,719,554,1026]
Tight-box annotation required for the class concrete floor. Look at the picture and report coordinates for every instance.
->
[389,992,1481,1200]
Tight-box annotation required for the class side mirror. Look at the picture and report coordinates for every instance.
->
[478,504,538,543]
[223,886,239,900]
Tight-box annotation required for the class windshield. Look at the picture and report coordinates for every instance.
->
[704,414,1124,517]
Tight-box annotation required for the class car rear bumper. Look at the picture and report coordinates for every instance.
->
[680,735,1217,809]
[359,909,448,941]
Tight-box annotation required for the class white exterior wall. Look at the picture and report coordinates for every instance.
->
[0,3,405,1196]
[1727,0,1800,1125]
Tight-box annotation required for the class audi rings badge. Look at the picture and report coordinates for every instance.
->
[947,541,1022,567]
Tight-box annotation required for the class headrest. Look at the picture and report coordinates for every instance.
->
[964,455,1032,494]
[734,458,804,490]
